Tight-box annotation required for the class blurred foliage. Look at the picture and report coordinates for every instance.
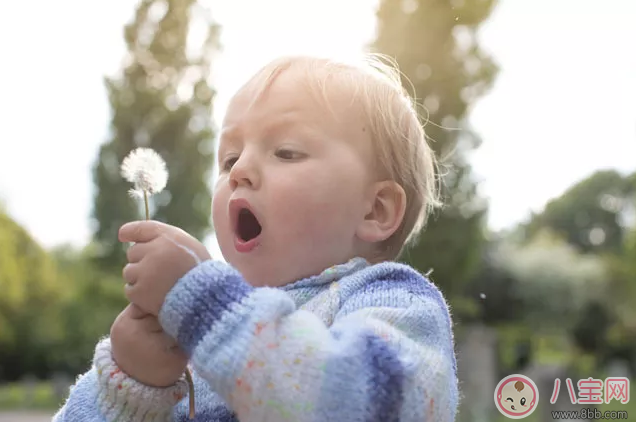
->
[92,0,221,271]
[372,0,499,304]
[0,381,62,410]
[49,245,127,376]
[470,170,636,379]
[0,211,65,380]
[519,169,636,370]
[0,211,126,381]
[601,222,636,373]
[494,229,607,326]
[523,169,635,254]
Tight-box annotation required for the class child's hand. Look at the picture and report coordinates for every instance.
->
[110,304,189,387]
[119,220,211,316]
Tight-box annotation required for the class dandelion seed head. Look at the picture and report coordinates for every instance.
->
[127,188,144,199]
[121,147,168,195]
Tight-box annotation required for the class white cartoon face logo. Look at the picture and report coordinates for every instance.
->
[494,374,539,419]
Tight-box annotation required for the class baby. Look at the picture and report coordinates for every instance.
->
[54,54,459,422]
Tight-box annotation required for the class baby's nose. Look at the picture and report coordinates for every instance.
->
[229,157,259,189]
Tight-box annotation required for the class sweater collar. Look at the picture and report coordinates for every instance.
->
[280,257,370,291]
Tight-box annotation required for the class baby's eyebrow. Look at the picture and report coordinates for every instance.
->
[260,115,300,137]
[219,125,242,145]
[220,115,297,143]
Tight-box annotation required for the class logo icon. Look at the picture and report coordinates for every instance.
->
[495,374,539,419]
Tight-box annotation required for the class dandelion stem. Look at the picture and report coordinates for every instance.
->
[143,190,150,220]
[185,368,195,418]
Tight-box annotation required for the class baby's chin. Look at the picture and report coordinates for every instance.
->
[226,259,289,288]
[222,241,347,287]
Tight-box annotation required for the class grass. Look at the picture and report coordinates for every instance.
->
[0,381,63,411]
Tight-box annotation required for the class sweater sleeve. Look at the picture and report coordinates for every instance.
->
[159,260,459,422]
[52,337,189,422]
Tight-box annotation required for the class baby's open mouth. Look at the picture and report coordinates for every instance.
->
[237,208,262,242]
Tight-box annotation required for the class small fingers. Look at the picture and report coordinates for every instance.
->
[119,220,167,243]
[122,263,140,285]
[126,242,149,263]
[124,281,153,316]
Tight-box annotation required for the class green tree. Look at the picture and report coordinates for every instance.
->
[92,0,220,270]
[517,170,636,369]
[371,0,499,301]
[466,243,524,325]
[601,223,636,372]
[524,169,635,254]
[493,230,608,327]
[50,246,127,376]
[0,212,65,380]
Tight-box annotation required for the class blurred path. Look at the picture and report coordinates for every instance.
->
[0,411,53,421]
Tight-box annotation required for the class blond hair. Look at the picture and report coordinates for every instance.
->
[237,53,442,260]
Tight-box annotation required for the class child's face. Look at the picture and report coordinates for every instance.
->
[213,69,376,287]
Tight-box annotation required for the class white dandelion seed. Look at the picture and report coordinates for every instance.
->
[121,147,168,197]
[121,148,169,219]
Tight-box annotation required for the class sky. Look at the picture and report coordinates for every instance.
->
[0,0,634,254]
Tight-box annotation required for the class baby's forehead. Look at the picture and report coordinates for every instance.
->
[231,63,358,109]
[223,64,368,135]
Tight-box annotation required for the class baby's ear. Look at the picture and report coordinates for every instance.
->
[356,181,406,243]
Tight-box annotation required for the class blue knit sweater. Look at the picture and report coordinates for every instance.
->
[53,257,458,421]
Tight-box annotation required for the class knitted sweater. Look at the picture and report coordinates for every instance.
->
[53,257,458,422]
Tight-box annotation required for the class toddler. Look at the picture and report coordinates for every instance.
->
[53,54,459,422]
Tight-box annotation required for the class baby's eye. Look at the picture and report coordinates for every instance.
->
[521,397,526,406]
[222,156,238,171]
[275,148,303,160]
[506,398,513,402]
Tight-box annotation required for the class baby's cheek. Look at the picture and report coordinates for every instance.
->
[272,180,358,247]
[283,204,331,239]
[274,188,332,226]
[212,187,229,224]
